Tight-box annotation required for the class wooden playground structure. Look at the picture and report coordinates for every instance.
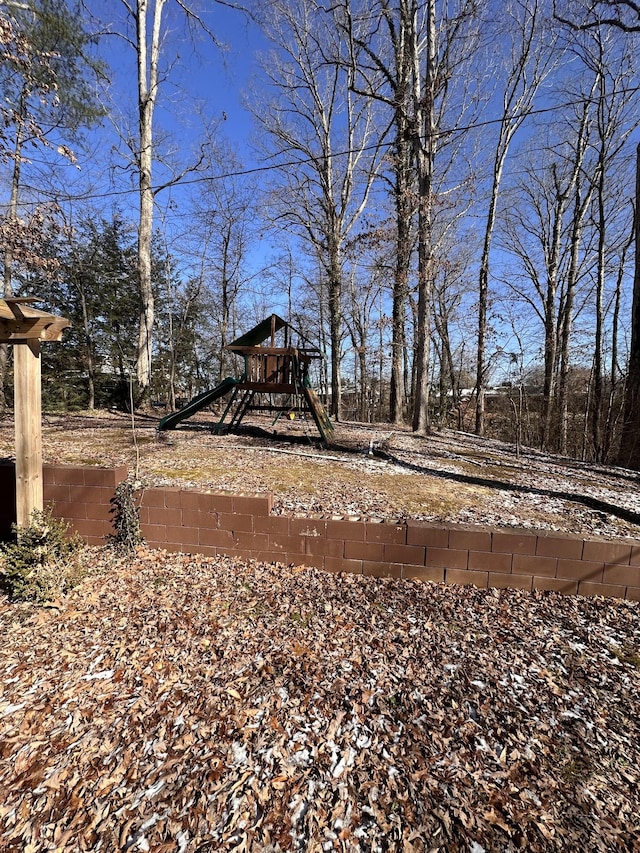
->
[159,315,334,444]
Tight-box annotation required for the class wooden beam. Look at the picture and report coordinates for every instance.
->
[0,308,69,343]
[14,339,42,527]
[239,382,298,393]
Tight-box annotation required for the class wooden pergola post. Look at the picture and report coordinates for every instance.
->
[14,339,43,527]
[0,298,69,529]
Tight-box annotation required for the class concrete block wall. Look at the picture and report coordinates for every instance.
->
[0,460,127,545]
[1,462,638,601]
[43,464,128,545]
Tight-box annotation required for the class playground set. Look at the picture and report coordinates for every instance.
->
[158,315,334,444]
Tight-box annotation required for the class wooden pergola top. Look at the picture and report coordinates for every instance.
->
[0,297,69,344]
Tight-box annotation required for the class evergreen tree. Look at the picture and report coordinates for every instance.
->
[21,215,140,410]
[1,0,105,291]
[0,0,105,409]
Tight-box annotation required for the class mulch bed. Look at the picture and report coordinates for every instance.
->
[1,548,638,851]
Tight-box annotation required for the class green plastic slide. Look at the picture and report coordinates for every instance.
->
[158,376,240,431]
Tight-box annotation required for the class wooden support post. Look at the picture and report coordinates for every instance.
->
[14,339,42,527]
[0,299,68,532]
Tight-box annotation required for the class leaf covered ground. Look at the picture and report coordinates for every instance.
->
[1,549,638,852]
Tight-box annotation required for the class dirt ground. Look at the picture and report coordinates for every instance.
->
[1,409,639,541]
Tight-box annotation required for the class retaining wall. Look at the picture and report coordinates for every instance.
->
[1,462,639,601]
[0,461,126,543]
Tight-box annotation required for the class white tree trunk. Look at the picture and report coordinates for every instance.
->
[135,0,166,397]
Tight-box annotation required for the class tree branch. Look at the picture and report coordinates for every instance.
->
[554,0,640,32]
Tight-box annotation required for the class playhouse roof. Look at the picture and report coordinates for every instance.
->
[226,314,322,356]
[226,314,287,349]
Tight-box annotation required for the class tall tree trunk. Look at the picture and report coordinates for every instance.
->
[0,89,27,409]
[2,91,25,298]
[476,0,550,436]
[603,242,627,462]
[411,0,436,435]
[79,286,96,410]
[358,344,367,421]
[135,0,166,402]
[378,304,385,420]
[390,131,412,425]
[168,305,177,411]
[412,175,434,434]
[592,159,606,461]
[557,233,579,455]
[432,287,459,423]
[316,275,329,402]
[328,240,342,420]
[389,2,414,425]
[220,226,232,380]
[617,142,640,469]
[541,164,576,449]
[558,104,593,453]
[476,134,514,436]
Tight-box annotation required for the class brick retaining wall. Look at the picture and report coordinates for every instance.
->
[0,460,127,544]
[1,462,639,600]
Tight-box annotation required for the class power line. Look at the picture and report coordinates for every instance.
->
[5,84,640,209]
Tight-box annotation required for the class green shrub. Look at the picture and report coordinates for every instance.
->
[0,508,85,602]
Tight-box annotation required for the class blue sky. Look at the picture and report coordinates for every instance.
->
[28,2,269,228]
[7,0,638,383]
[100,2,265,168]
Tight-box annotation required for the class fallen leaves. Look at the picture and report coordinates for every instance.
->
[0,549,639,851]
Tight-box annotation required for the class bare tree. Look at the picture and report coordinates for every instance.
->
[431,238,474,424]
[612,146,640,468]
[499,36,637,458]
[253,0,385,420]
[151,219,204,409]
[554,0,640,32]
[131,0,164,400]
[584,31,637,459]
[343,242,385,421]
[409,0,479,435]
[556,107,594,454]
[101,0,226,404]
[602,222,633,460]
[341,0,415,424]
[341,0,479,433]
[475,0,556,436]
[187,143,258,380]
[553,1,640,469]
[410,0,438,435]
[498,108,592,451]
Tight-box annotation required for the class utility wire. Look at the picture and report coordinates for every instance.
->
[4,84,640,208]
